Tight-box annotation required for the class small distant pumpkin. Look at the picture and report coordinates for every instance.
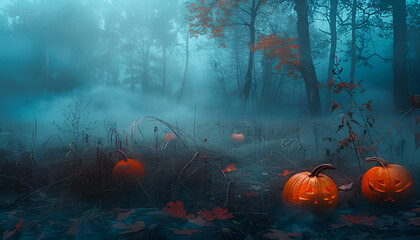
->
[362,157,415,205]
[410,95,420,109]
[112,150,145,182]
[231,133,245,145]
[282,164,338,217]
[164,133,175,141]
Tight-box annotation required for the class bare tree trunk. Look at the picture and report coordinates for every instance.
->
[234,29,242,92]
[162,46,167,93]
[177,34,189,103]
[242,0,257,108]
[130,46,134,89]
[392,0,409,112]
[350,0,356,83]
[295,0,321,116]
[326,0,338,105]
[46,48,49,88]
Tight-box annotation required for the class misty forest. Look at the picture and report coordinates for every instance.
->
[0,0,420,239]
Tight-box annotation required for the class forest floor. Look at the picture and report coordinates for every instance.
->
[0,119,419,240]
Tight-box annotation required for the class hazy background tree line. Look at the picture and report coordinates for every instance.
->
[0,0,419,127]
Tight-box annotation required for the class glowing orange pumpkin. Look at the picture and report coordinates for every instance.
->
[362,157,415,205]
[112,150,145,182]
[164,133,175,141]
[231,133,245,145]
[282,164,338,217]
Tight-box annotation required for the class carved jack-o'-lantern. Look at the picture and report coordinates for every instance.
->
[282,164,338,217]
[164,133,175,141]
[362,157,415,205]
[112,150,145,182]
[231,133,245,145]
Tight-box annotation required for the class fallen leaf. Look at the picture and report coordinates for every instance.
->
[278,170,294,176]
[330,222,350,229]
[112,221,145,234]
[341,213,377,226]
[410,208,420,213]
[3,218,23,239]
[202,154,211,158]
[408,217,420,226]
[222,164,237,173]
[170,228,202,236]
[188,216,214,227]
[163,201,194,219]
[116,209,135,221]
[264,229,300,240]
[339,182,353,191]
[121,221,145,234]
[244,191,257,197]
[197,206,234,221]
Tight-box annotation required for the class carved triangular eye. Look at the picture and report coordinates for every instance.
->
[306,185,314,194]
[324,187,330,193]
[368,180,385,192]
[394,180,402,186]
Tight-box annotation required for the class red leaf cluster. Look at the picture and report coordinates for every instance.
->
[162,201,234,223]
[222,164,237,172]
[278,170,294,176]
[341,213,377,226]
[197,206,234,221]
[162,201,194,219]
[252,34,301,78]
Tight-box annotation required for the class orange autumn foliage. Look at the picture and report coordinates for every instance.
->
[252,34,301,78]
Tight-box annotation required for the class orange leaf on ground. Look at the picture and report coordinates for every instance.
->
[171,228,202,236]
[163,201,194,219]
[410,208,420,213]
[244,191,257,197]
[197,206,234,221]
[341,213,377,226]
[202,154,211,158]
[3,218,24,240]
[408,217,420,226]
[264,229,300,240]
[116,209,135,221]
[278,170,294,176]
[222,164,237,173]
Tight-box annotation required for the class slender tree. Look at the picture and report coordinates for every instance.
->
[294,0,322,115]
[391,0,409,112]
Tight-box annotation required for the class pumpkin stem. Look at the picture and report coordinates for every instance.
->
[309,164,335,177]
[116,149,128,162]
[366,157,388,168]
